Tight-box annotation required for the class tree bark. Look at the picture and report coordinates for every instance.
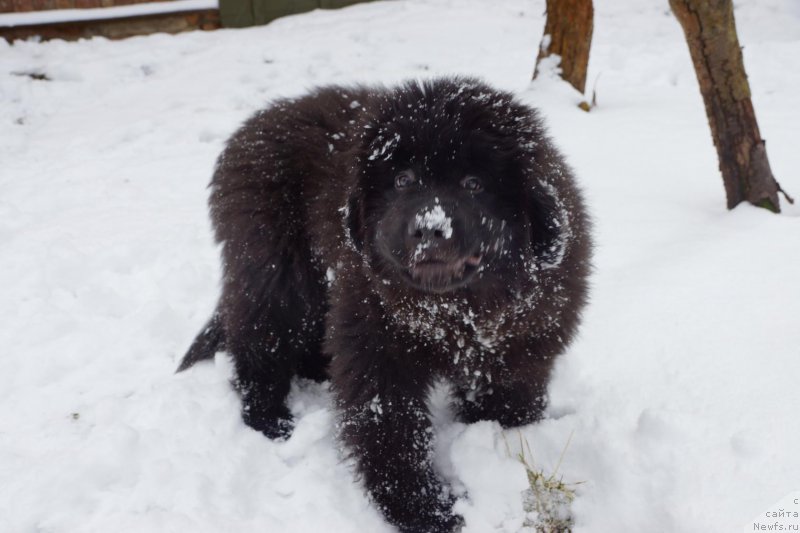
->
[670,0,787,212]
[534,0,594,94]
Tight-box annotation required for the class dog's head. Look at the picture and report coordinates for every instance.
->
[345,78,566,296]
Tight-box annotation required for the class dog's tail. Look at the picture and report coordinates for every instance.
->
[176,311,226,373]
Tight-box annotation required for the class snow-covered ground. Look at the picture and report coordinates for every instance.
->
[1,1,799,531]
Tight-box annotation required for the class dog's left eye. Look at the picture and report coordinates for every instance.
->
[461,176,483,192]
[395,170,416,189]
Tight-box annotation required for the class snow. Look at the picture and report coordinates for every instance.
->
[416,203,454,239]
[0,0,218,27]
[368,131,401,161]
[1,1,799,532]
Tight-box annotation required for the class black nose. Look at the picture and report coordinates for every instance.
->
[408,223,448,241]
[407,204,454,242]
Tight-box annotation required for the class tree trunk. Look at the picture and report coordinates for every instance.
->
[670,0,786,212]
[534,0,594,94]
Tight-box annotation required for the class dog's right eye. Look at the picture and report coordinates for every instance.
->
[394,170,416,189]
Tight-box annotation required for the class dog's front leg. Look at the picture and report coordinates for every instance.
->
[330,351,461,533]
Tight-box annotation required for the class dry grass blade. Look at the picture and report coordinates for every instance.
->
[505,432,584,533]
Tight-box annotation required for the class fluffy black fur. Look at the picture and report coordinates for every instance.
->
[179,77,591,533]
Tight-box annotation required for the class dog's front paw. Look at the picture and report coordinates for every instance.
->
[241,401,294,440]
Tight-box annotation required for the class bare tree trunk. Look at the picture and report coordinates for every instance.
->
[534,0,594,94]
[670,0,790,213]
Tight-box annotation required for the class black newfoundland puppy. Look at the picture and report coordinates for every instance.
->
[179,77,591,532]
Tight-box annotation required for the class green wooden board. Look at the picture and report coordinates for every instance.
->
[220,0,374,28]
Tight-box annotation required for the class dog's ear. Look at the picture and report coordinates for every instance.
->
[519,134,572,268]
[345,114,398,254]
[504,105,570,269]
[343,188,365,253]
[526,183,563,266]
